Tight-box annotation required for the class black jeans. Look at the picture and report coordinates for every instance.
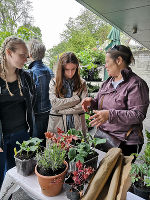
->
[35,112,49,146]
[0,129,29,188]
[119,142,143,162]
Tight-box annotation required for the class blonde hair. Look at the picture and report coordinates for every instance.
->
[0,36,27,96]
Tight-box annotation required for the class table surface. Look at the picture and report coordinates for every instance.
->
[1,150,146,200]
[7,167,146,200]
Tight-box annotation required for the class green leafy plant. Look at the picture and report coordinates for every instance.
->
[77,47,105,81]
[87,83,100,93]
[68,132,106,163]
[66,129,82,137]
[130,130,150,187]
[14,137,43,159]
[85,113,91,129]
[36,143,66,172]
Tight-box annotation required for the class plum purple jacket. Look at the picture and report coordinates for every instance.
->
[91,67,149,145]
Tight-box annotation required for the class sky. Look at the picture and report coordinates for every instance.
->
[31,0,84,49]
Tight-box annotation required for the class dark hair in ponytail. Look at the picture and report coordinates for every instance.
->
[107,45,135,66]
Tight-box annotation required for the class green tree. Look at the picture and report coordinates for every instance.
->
[17,25,42,41]
[0,24,42,46]
[48,9,111,67]
[61,9,111,47]
[0,0,42,46]
[0,0,33,32]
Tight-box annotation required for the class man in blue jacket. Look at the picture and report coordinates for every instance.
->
[27,39,54,145]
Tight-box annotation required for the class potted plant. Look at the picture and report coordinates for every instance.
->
[35,143,68,197]
[64,160,94,200]
[130,130,150,199]
[45,129,79,152]
[14,137,42,176]
[68,132,106,171]
[45,128,106,171]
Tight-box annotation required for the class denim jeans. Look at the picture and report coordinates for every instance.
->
[0,129,29,188]
[35,112,49,146]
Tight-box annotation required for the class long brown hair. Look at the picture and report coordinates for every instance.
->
[55,52,82,97]
[0,36,26,96]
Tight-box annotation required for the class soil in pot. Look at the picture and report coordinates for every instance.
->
[84,151,98,169]
[15,151,35,160]
[64,174,83,200]
[69,151,98,172]
[70,138,81,146]
[37,163,66,176]
[134,182,150,200]
[15,151,36,176]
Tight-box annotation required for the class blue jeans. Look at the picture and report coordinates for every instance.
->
[0,129,30,188]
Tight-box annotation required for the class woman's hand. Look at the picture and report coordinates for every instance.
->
[89,110,109,128]
[81,97,92,112]
[0,148,3,152]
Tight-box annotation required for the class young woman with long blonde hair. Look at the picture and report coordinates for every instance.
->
[0,36,36,187]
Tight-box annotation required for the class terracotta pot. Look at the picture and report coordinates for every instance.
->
[35,161,68,197]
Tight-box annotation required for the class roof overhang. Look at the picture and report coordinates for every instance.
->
[76,0,150,50]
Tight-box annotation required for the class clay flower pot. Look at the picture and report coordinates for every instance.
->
[35,161,68,197]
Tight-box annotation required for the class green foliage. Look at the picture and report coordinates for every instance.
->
[47,9,110,68]
[85,113,91,129]
[130,130,150,187]
[68,142,90,163]
[87,83,100,93]
[68,131,106,163]
[77,47,105,66]
[0,25,42,47]
[77,47,105,80]
[0,31,13,46]
[16,137,43,157]
[66,129,82,138]
[17,25,42,41]
[36,143,66,172]
[0,0,33,32]
[0,0,42,46]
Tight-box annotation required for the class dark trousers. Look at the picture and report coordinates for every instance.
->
[0,129,29,188]
[35,112,49,146]
[119,142,143,162]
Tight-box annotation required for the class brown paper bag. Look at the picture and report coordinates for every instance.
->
[81,148,122,200]
[81,148,133,200]
[116,156,133,200]
[97,154,123,200]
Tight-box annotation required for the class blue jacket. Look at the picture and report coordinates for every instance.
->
[28,60,54,114]
[0,69,37,149]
